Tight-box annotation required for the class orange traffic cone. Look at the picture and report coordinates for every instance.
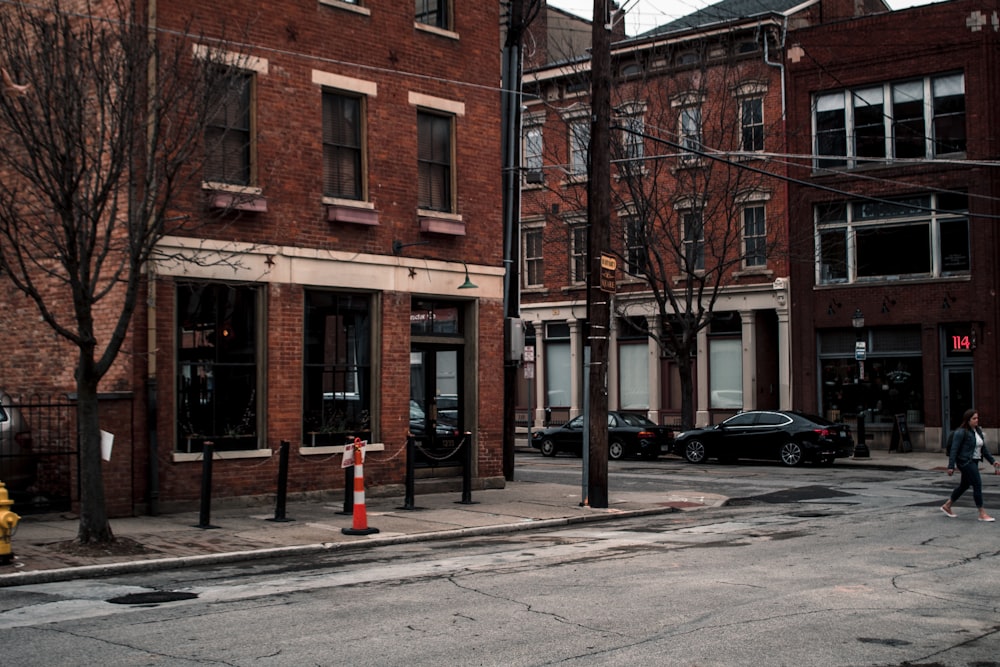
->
[342,437,379,535]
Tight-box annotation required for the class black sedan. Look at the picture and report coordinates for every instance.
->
[531,411,674,460]
[673,410,854,466]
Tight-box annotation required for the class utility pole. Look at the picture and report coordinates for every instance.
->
[501,0,527,481]
[586,0,612,508]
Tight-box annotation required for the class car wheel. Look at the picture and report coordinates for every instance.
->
[780,441,803,466]
[540,439,557,457]
[684,440,707,464]
[608,440,625,460]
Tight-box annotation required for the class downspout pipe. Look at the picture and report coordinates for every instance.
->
[763,17,787,120]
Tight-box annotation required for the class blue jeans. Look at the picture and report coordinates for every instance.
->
[950,460,984,508]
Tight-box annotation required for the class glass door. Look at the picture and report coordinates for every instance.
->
[409,345,463,463]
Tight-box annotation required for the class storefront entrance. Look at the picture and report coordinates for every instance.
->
[410,345,464,465]
[942,365,974,440]
[409,298,471,467]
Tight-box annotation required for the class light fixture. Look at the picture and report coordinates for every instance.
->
[852,308,864,330]
[458,263,477,289]
[881,296,895,313]
[392,239,431,255]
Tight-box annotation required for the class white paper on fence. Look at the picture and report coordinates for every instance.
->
[100,430,114,461]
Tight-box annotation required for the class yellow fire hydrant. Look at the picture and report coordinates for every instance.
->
[0,481,20,565]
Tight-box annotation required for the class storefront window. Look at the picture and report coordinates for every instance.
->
[177,282,259,452]
[303,291,372,446]
[819,327,923,424]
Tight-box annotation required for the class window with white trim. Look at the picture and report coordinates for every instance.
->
[623,214,646,276]
[743,205,766,267]
[523,226,544,288]
[569,118,590,176]
[740,97,764,152]
[617,101,646,175]
[682,210,704,272]
[523,124,543,184]
[570,224,588,283]
[813,72,965,169]
[815,192,969,285]
[680,105,702,153]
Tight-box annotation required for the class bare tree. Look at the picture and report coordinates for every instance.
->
[607,37,787,429]
[0,0,251,543]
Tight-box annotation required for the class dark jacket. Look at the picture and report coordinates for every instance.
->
[948,426,997,469]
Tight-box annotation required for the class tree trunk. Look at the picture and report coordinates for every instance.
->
[76,357,114,544]
[678,354,695,431]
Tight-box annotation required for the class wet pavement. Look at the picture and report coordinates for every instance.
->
[0,449,947,586]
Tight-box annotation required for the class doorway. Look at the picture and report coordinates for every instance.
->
[942,364,973,444]
[410,345,464,464]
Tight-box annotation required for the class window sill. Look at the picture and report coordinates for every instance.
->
[562,174,587,186]
[173,448,271,463]
[418,210,464,236]
[203,183,268,212]
[318,0,371,16]
[414,22,459,40]
[325,199,379,225]
[732,268,773,279]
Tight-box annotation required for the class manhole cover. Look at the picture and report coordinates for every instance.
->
[107,591,198,605]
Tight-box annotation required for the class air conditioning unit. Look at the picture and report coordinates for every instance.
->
[524,170,544,184]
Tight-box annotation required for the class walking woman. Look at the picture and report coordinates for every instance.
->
[941,409,1000,521]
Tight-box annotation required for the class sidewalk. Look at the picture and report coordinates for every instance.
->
[0,449,946,587]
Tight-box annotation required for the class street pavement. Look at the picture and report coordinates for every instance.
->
[0,448,947,587]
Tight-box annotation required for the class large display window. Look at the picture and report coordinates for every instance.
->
[819,327,923,425]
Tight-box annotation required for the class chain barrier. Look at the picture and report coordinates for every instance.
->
[413,432,468,461]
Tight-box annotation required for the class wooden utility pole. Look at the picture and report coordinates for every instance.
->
[501,0,526,481]
[586,0,612,508]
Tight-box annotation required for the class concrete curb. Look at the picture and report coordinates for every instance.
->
[0,504,679,587]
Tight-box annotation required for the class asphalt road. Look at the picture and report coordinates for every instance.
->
[1,458,998,667]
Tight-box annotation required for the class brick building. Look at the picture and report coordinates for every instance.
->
[516,0,886,432]
[785,0,1000,451]
[0,1,505,515]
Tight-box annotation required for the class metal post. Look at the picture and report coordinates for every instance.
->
[457,432,475,505]
[268,440,293,522]
[854,409,870,458]
[338,464,353,515]
[196,441,217,529]
[400,434,416,510]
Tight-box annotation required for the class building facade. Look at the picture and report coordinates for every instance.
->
[785,0,1000,450]
[0,0,505,515]
[516,0,885,432]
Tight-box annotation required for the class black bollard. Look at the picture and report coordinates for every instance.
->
[196,441,219,529]
[337,457,354,515]
[268,440,294,522]
[854,410,870,458]
[399,434,417,510]
[457,432,476,505]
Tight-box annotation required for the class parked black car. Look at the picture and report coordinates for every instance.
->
[672,410,854,466]
[531,411,674,460]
